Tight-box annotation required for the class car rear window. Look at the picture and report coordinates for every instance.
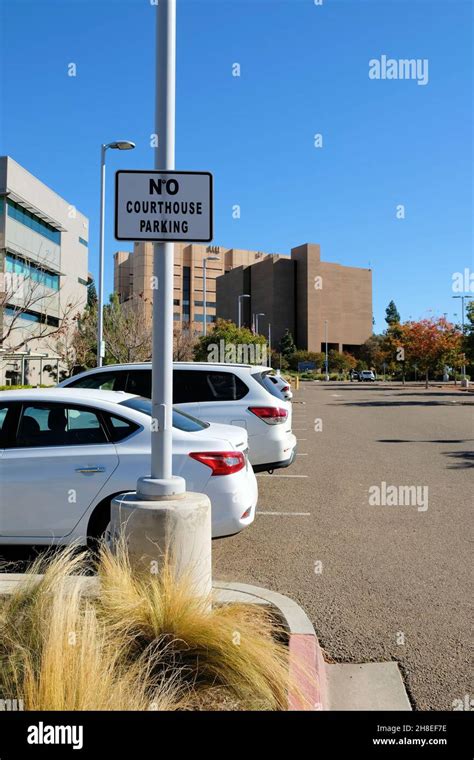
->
[253,370,283,399]
[67,370,127,391]
[173,370,248,403]
[119,397,209,432]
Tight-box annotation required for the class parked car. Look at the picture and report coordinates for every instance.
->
[0,389,258,544]
[349,370,359,381]
[261,372,293,401]
[59,363,297,472]
[358,370,376,382]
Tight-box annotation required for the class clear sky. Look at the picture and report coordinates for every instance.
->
[1,0,472,333]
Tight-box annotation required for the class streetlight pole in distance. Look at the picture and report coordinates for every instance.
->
[97,140,135,367]
[203,255,219,336]
[238,294,250,328]
[324,319,329,381]
[268,322,272,367]
[452,295,467,379]
[255,312,265,335]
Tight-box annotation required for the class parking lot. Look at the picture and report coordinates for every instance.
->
[213,382,473,710]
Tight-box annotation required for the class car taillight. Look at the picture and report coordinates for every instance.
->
[282,386,290,392]
[189,451,245,476]
[248,406,288,425]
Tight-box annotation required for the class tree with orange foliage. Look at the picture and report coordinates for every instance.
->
[396,317,462,388]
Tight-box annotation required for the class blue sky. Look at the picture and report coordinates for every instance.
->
[1,0,472,333]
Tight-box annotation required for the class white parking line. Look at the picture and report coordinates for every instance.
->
[256,473,309,478]
[257,511,311,516]
[297,453,308,456]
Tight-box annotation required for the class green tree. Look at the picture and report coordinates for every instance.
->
[463,300,474,371]
[193,319,267,364]
[385,300,401,326]
[279,329,296,359]
[328,350,357,373]
[359,334,386,372]
[87,280,98,308]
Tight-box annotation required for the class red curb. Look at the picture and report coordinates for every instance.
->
[288,633,325,711]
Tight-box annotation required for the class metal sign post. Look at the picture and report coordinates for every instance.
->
[110,0,212,596]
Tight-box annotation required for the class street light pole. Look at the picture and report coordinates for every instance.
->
[255,312,265,335]
[238,293,250,328]
[324,319,329,381]
[97,145,106,367]
[453,295,467,379]
[97,140,135,368]
[268,322,272,367]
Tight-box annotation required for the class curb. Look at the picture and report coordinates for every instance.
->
[214,581,326,711]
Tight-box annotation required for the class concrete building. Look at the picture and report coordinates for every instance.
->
[216,243,372,354]
[114,242,277,328]
[0,156,89,385]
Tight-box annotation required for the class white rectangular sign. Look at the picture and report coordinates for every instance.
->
[115,170,213,242]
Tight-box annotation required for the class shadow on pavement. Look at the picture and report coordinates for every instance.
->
[378,439,474,444]
[443,451,474,469]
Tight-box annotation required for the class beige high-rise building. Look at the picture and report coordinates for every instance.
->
[114,242,277,329]
[216,243,373,353]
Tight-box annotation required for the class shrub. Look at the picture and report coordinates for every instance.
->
[0,542,299,711]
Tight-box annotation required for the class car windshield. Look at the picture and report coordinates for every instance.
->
[119,397,209,431]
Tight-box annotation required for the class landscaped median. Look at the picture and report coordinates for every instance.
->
[0,544,320,712]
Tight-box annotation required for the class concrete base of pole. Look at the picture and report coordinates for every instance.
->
[137,475,186,499]
[109,491,212,598]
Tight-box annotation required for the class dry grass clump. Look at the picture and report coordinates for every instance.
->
[0,542,293,711]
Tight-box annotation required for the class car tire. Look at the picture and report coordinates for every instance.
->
[86,496,116,552]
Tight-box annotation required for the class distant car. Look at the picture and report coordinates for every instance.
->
[262,372,293,401]
[0,389,258,544]
[59,362,297,473]
[358,370,376,382]
[349,371,359,381]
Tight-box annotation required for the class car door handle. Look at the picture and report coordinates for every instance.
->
[75,466,106,474]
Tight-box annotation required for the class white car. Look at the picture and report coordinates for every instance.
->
[0,389,258,544]
[59,362,297,472]
[358,370,376,382]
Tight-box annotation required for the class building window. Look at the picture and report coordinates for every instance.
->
[173,299,181,306]
[182,266,190,320]
[194,314,216,323]
[5,254,60,291]
[78,237,88,247]
[6,199,61,244]
[194,300,215,308]
[4,305,59,327]
[173,313,181,321]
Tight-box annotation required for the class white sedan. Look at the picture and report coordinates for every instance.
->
[0,389,257,544]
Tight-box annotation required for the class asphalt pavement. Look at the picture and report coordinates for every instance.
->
[213,382,473,710]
